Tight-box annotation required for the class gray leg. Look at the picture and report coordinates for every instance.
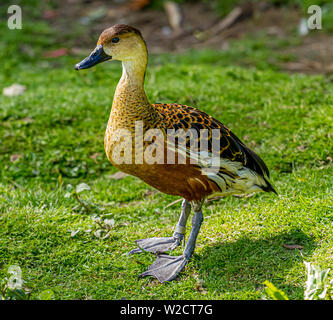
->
[128,199,191,255]
[183,208,203,259]
[140,200,204,283]
[172,199,192,246]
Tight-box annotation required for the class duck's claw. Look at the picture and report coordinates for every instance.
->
[128,236,183,255]
[139,254,188,283]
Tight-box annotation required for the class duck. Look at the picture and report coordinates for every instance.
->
[75,24,276,283]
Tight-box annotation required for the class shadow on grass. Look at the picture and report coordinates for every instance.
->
[195,229,316,298]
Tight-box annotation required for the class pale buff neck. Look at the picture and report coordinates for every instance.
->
[108,48,161,132]
[111,52,151,115]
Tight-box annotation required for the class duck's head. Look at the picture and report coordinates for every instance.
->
[75,24,147,71]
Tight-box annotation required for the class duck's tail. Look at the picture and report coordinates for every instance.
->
[261,176,278,195]
[229,132,277,195]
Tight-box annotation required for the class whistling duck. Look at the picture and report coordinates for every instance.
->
[75,24,276,283]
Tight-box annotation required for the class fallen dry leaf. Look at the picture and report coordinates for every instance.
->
[43,48,68,58]
[42,9,59,19]
[3,84,26,96]
[94,229,102,239]
[109,171,129,180]
[10,154,22,163]
[70,47,91,56]
[21,117,34,124]
[143,189,157,198]
[90,153,101,164]
[248,140,257,148]
[243,135,250,141]
[297,145,306,152]
[283,244,304,250]
[194,279,208,294]
[126,0,151,11]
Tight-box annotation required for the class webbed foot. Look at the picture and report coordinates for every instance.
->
[128,236,183,255]
[139,254,188,283]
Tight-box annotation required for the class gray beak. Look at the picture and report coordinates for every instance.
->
[75,45,111,70]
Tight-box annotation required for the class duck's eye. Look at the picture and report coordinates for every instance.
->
[112,37,120,43]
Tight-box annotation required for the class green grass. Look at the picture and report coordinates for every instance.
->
[0,9,332,300]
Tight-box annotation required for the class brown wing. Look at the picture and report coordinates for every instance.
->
[152,103,272,182]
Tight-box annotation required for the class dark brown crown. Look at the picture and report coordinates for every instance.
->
[98,24,143,45]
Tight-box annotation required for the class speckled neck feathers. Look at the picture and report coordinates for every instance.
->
[109,49,159,129]
[105,44,161,166]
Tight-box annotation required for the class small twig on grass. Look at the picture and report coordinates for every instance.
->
[165,198,182,209]
[73,192,91,213]
[5,177,26,191]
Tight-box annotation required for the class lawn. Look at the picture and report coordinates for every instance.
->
[0,4,332,300]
